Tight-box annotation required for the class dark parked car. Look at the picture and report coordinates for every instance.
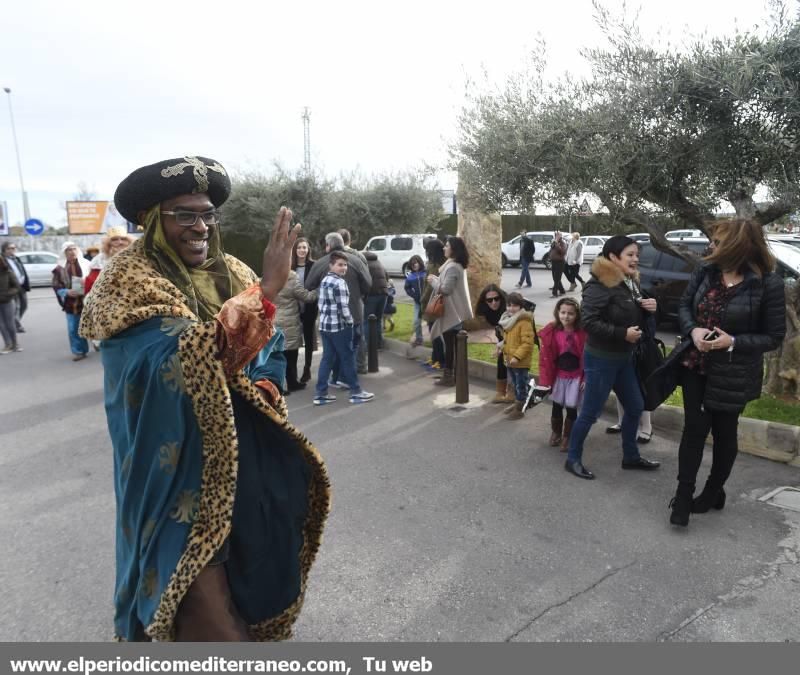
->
[638,238,800,326]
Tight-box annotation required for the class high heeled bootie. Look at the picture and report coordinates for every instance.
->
[669,483,695,527]
[691,482,726,513]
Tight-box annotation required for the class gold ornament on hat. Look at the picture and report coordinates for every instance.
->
[160,156,227,193]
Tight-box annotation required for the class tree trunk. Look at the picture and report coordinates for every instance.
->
[456,171,502,331]
[763,281,800,400]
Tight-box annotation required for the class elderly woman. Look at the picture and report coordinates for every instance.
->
[52,242,92,361]
[84,226,136,295]
[667,220,785,527]
[427,236,473,387]
[564,235,660,479]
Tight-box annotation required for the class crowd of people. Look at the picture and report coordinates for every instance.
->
[5,152,787,640]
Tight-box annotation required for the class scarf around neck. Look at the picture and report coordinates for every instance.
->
[141,205,246,321]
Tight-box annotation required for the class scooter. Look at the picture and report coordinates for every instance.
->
[521,376,551,413]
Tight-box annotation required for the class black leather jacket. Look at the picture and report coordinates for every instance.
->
[582,257,645,354]
[678,264,786,412]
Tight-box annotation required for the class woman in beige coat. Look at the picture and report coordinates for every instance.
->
[275,269,318,391]
[427,236,473,386]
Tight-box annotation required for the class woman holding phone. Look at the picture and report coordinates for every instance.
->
[668,219,785,527]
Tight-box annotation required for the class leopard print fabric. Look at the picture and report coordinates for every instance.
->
[81,239,330,641]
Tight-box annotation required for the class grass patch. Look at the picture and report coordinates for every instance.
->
[389,302,798,426]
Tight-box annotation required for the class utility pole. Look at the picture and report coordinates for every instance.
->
[3,87,31,223]
[302,107,311,174]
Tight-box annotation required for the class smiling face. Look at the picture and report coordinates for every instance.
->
[609,243,639,276]
[161,193,215,267]
[330,257,348,276]
[295,241,309,261]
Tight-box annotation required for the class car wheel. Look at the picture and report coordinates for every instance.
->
[501,253,508,267]
[401,263,409,277]
[542,254,552,270]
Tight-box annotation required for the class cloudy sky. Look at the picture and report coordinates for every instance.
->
[0,0,775,227]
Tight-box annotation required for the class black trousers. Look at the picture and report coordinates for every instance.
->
[300,305,318,371]
[443,327,459,371]
[285,348,300,387]
[496,353,507,380]
[565,264,585,286]
[677,366,740,490]
[551,261,566,294]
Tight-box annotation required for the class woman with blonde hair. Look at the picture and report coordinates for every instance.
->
[667,219,785,527]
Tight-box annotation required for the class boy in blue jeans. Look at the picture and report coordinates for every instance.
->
[314,251,375,405]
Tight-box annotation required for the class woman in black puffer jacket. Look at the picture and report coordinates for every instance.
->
[669,219,786,527]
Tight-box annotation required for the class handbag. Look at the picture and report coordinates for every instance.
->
[424,292,444,320]
[635,335,676,411]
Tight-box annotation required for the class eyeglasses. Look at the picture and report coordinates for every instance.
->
[486,296,501,303]
[110,236,129,243]
[160,210,220,227]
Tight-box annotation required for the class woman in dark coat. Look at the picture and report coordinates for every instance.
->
[668,219,786,527]
[475,284,511,403]
[564,235,661,480]
[291,237,317,383]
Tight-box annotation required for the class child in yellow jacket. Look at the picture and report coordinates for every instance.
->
[497,292,535,420]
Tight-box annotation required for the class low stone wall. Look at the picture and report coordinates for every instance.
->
[383,337,800,468]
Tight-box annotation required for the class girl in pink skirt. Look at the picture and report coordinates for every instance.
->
[537,297,588,451]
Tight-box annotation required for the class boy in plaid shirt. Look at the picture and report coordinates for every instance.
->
[314,252,375,405]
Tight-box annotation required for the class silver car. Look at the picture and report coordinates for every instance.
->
[15,251,60,287]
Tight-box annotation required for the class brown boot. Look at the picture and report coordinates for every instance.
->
[560,418,574,452]
[434,368,455,386]
[506,401,524,420]
[491,379,513,404]
[549,417,563,446]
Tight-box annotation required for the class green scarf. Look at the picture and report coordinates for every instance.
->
[141,205,246,321]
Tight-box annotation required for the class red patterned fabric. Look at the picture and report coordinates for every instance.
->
[215,284,275,375]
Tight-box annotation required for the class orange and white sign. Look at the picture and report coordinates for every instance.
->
[66,201,110,234]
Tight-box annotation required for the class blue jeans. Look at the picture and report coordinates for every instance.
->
[508,367,530,402]
[332,323,361,381]
[518,256,532,286]
[566,351,643,464]
[316,326,361,396]
[66,313,89,356]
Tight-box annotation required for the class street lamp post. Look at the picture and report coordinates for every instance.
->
[3,87,31,225]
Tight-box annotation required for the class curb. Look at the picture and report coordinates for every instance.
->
[382,337,800,468]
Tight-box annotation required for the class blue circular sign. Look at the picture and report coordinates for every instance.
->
[24,218,44,236]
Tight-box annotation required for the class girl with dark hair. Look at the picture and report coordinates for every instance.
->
[667,219,785,527]
[475,284,513,403]
[537,297,587,451]
[404,255,427,346]
[426,236,474,386]
[421,239,446,369]
[564,235,660,479]
[291,237,318,383]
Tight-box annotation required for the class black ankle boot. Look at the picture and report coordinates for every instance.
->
[669,483,694,527]
[691,485,726,513]
[300,366,312,383]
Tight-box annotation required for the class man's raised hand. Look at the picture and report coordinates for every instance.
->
[260,207,301,302]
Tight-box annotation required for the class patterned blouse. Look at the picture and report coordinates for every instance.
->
[682,279,739,374]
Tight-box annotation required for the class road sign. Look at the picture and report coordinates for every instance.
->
[24,218,44,235]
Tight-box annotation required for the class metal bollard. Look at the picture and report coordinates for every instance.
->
[368,314,379,373]
[455,329,469,404]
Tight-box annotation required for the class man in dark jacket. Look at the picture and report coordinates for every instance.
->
[515,231,535,289]
[549,231,568,296]
[1,242,30,333]
[362,251,390,367]
[305,232,372,382]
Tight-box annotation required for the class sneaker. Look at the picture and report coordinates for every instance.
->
[313,393,337,405]
[349,391,375,404]
[329,380,350,389]
[72,353,87,362]
[12,345,23,352]
[0,346,12,355]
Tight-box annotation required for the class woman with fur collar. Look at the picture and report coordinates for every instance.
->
[564,235,661,480]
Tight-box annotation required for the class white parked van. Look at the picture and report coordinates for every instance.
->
[362,234,438,276]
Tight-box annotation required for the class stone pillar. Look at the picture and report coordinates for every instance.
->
[456,171,502,331]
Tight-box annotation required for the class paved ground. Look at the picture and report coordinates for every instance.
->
[1,289,799,641]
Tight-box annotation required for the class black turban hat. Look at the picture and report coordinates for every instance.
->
[114,156,231,223]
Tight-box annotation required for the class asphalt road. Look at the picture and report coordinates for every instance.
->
[1,289,799,641]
